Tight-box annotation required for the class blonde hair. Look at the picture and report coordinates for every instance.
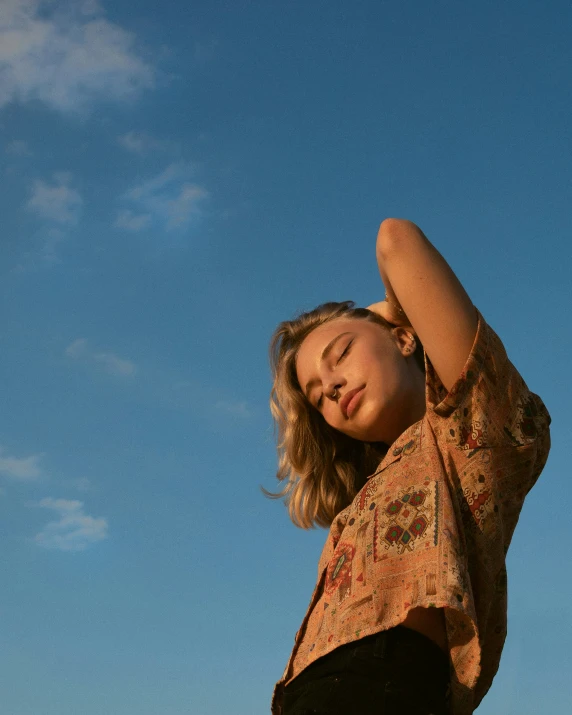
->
[265,301,425,529]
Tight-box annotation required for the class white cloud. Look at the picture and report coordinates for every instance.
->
[117,131,168,155]
[164,184,208,229]
[31,497,108,551]
[92,350,136,377]
[66,337,137,377]
[127,163,180,200]
[0,0,154,113]
[65,338,88,358]
[114,209,151,232]
[5,138,32,155]
[118,164,209,231]
[27,173,82,224]
[117,131,148,153]
[0,445,43,480]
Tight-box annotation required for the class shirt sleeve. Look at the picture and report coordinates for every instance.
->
[423,307,552,554]
[424,307,551,449]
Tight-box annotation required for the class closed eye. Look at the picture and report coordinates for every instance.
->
[316,340,353,408]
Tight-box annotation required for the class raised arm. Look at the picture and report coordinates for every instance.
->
[374,218,478,394]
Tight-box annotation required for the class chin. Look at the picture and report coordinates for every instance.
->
[351,409,387,442]
[334,403,388,442]
[343,424,385,443]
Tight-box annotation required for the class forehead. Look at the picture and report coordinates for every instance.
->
[296,318,379,366]
[301,318,360,347]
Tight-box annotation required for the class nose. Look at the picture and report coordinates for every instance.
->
[324,379,344,401]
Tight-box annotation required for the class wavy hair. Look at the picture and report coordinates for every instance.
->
[264,301,425,529]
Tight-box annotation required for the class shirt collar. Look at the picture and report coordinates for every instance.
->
[366,417,424,479]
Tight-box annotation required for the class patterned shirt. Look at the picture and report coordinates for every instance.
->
[271,308,551,715]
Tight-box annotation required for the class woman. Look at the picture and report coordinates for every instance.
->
[267,219,551,715]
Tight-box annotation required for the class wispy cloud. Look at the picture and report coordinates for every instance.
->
[5,139,32,156]
[0,445,43,481]
[214,400,252,418]
[65,338,89,359]
[93,351,136,377]
[27,173,82,224]
[114,209,151,232]
[0,0,154,113]
[66,338,137,377]
[31,497,108,552]
[38,228,66,266]
[117,131,170,155]
[116,163,209,232]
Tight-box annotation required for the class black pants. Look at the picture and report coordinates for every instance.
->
[282,625,450,715]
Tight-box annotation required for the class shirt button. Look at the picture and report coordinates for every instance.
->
[393,446,403,456]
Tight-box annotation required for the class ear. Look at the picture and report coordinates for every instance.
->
[390,326,418,355]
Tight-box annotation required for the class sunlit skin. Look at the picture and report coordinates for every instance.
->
[295,318,427,446]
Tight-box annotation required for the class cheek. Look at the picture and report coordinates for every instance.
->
[360,356,387,391]
[357,343,388,375]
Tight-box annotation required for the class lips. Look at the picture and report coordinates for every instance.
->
[340,386,365,418]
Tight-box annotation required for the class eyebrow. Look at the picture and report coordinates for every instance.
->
[303,332,352,400]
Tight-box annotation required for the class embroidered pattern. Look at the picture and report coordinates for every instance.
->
[374,482,439,558]
[464,484,494,529]
[325,542,355,603]
[356,479,376,514]
[459,420,486,451]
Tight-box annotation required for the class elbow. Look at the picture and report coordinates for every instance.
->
[376,218,419,257]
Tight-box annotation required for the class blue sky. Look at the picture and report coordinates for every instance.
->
[0,1,570,713]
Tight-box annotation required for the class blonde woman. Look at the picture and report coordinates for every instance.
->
[267,219,551,715]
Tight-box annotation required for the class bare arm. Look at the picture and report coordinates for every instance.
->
[372,218,479,393]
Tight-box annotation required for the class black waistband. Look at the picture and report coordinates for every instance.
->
[331,625,445,658]
[288,623,448,688]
